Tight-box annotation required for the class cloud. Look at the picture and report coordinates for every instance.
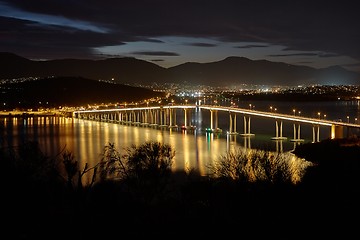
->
[269,53,319,57]
[130,51,180,56]
[318,53,341,58]
[234,44,269,49]
[150,59,165,62]
[0,0,359,62]
[185,43,217,47]
[269,52,342,58]
[138,38,164,43]
[0,14,130,59]
[0,1,108,33]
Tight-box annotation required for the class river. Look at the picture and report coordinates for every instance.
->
[1,100,360,180]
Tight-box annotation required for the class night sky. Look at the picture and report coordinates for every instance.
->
[0,0,359,72]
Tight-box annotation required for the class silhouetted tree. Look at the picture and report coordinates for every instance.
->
[98,142,127,181]
[121,141,175,203]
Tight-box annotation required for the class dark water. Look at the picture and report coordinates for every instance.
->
[1,100,360,178]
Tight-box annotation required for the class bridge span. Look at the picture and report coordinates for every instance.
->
[73,104,360,142]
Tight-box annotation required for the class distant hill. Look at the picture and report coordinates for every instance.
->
[0,76,164,108]
[0,52,359,86]
[167,57,360,86]
[0,52,165,85]
[167,57,316,86]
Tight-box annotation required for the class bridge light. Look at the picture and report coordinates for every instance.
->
[318,112,321,119]
[293,109,296,116]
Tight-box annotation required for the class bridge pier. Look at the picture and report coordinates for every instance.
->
[182,108,194,130]
[228,112,238,135]
[153,109,159,126]
[128,112,132,124]
[271,120,287,140]
[148,109,157,126]
[290,123,304,142]
[312,125,320,143]
[168,108,178,128]
[183,108,188,129]
[121,112,125,123]
[240,115,255,137]
[207,110,221,133]
[134,111,141,125]
[159,109,167,127]
[140,111,148,126]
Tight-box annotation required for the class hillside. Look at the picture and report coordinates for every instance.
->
[0,76,164,109]
[0,52,359,86]
[0,52,166,85]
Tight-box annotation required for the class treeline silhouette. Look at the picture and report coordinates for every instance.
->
[1,139,359,239]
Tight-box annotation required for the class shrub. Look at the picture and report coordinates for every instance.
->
[209,148,312,184]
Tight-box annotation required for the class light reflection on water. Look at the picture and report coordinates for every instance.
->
[1,116,308,179]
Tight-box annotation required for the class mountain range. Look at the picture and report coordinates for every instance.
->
[1,52,359,86]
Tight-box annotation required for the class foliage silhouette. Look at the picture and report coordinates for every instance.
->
[209,149,312,184]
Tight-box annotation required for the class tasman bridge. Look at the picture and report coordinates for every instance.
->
[73,104,360,143]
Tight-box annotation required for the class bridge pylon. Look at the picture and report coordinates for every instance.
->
[227,112,238,135]
[290,123,304,142]
[271,120,287,140]
[240,115,255,137]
